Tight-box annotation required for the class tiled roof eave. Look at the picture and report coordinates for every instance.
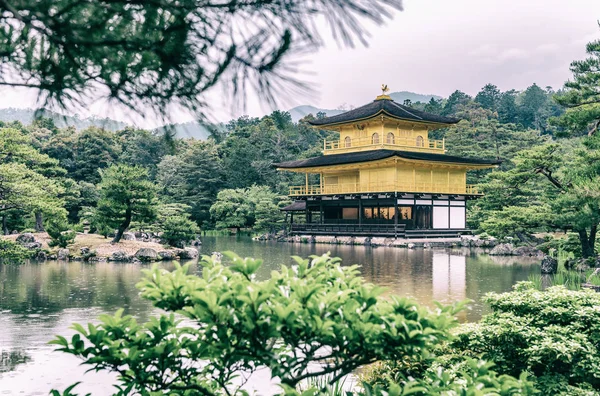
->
[307,109,458,128]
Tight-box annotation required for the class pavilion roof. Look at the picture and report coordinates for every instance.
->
[275,149,501,169]
[307,97,459,127]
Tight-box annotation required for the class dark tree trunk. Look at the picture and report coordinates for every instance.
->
[578,227,597,258]
[2,216,7,235]
[35,211,44,232]
[112,206,132,243]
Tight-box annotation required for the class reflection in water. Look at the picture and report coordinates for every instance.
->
[0,350,30,374]
[0,235,540,395]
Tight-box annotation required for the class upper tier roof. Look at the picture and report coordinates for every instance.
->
[275,149,501,169]
[308,97,459,127]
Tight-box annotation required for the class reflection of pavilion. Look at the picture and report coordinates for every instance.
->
[432,253,466,302]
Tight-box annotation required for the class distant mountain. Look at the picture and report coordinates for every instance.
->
[288,105,345,123]
[154,121,214,140]
[287,91,443,123]
[388,91,442,104]
[0,107,128,131]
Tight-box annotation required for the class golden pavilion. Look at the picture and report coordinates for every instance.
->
[275,88,500,238]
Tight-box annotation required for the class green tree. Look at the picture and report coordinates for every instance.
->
[553,37,600,136]
[117,129,170,180]
[498,89,520,124]
[46,213,76,248]
[209,188,254,231]
[0,0,401,118]
[477,138,600,257]
[156,141,223,226]
[0,128,65,233]
[518,83,548,129]
[161,216,200,248]
[96,165,157,243]
[441,90,471,116]
[72,127,120,184]
[474,83,501,111]
[210,185,286,231]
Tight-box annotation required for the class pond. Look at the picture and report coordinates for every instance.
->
[0,235,540,395]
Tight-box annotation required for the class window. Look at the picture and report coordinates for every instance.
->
[371,133,380,144]
[342,208,358,220]
[398,206,412,220]
[386,132,395,144]
[379,207,396,220]
[416,135,424,147]
[344,136,351,148]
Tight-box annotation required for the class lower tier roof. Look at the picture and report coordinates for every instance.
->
[275,149,501,169]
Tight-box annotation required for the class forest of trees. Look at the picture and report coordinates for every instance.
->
[1,39,599,255]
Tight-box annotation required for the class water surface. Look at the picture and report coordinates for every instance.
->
[0,235,540,395]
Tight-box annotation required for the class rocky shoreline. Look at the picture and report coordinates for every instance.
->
[8,232,201,262]
[254,233,545,257]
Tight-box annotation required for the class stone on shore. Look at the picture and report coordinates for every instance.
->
[16,233,36,244]
[512,245,543,257]
[178,247,198,259]
[110,250,130,262]
[489,243,515,256]
[540,255,558,274]
[57,248,70,260]
[158,250,176,260]
[135,248,158,262]
[122,232,136,241]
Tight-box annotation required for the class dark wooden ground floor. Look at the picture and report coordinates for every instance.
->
[283,193,473,238]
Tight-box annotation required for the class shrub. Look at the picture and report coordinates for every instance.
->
[46,216,76,248]
[51,254,470,395]
[161,215,199,247]
[0,239,34,262]
[443,282,600,395]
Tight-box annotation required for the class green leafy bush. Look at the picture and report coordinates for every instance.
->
[359,359,535,396]
[0,239,34,262]
[51,254,468,395]
[46,216,76,248]
[160,215,200,247]
[443,282,600,395]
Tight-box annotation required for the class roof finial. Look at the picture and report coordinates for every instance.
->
[375,84,391,101]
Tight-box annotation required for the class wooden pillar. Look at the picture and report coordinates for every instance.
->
[320,172,323,193]
[319,200,324,224]
[430,168,433,191]
[305,172,309,194]
[358,198,362,227]
[394,195,399,238]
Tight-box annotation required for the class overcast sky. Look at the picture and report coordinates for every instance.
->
[0,0,599,127]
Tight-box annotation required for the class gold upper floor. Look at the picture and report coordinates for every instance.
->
[320,115,447,155]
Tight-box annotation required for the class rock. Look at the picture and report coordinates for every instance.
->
[190,239,202,246]
[11,230,17,235]
[35,251,47,261]
[110,250,130,262]
[178,247,199,260]
[407,243,416,249]
[540,255,558,274]
[22,241,42,250]
[132,257,142,264]
[513,246,543,257]
[16,233,35,244]
[57,248,69,260]
[158,250,176,260]
[315,236,336,244]
[122,232,136,241]
[80,246,91,255]
[489,243,515,256]
[134,248,158,262]
[48,254,57,260]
